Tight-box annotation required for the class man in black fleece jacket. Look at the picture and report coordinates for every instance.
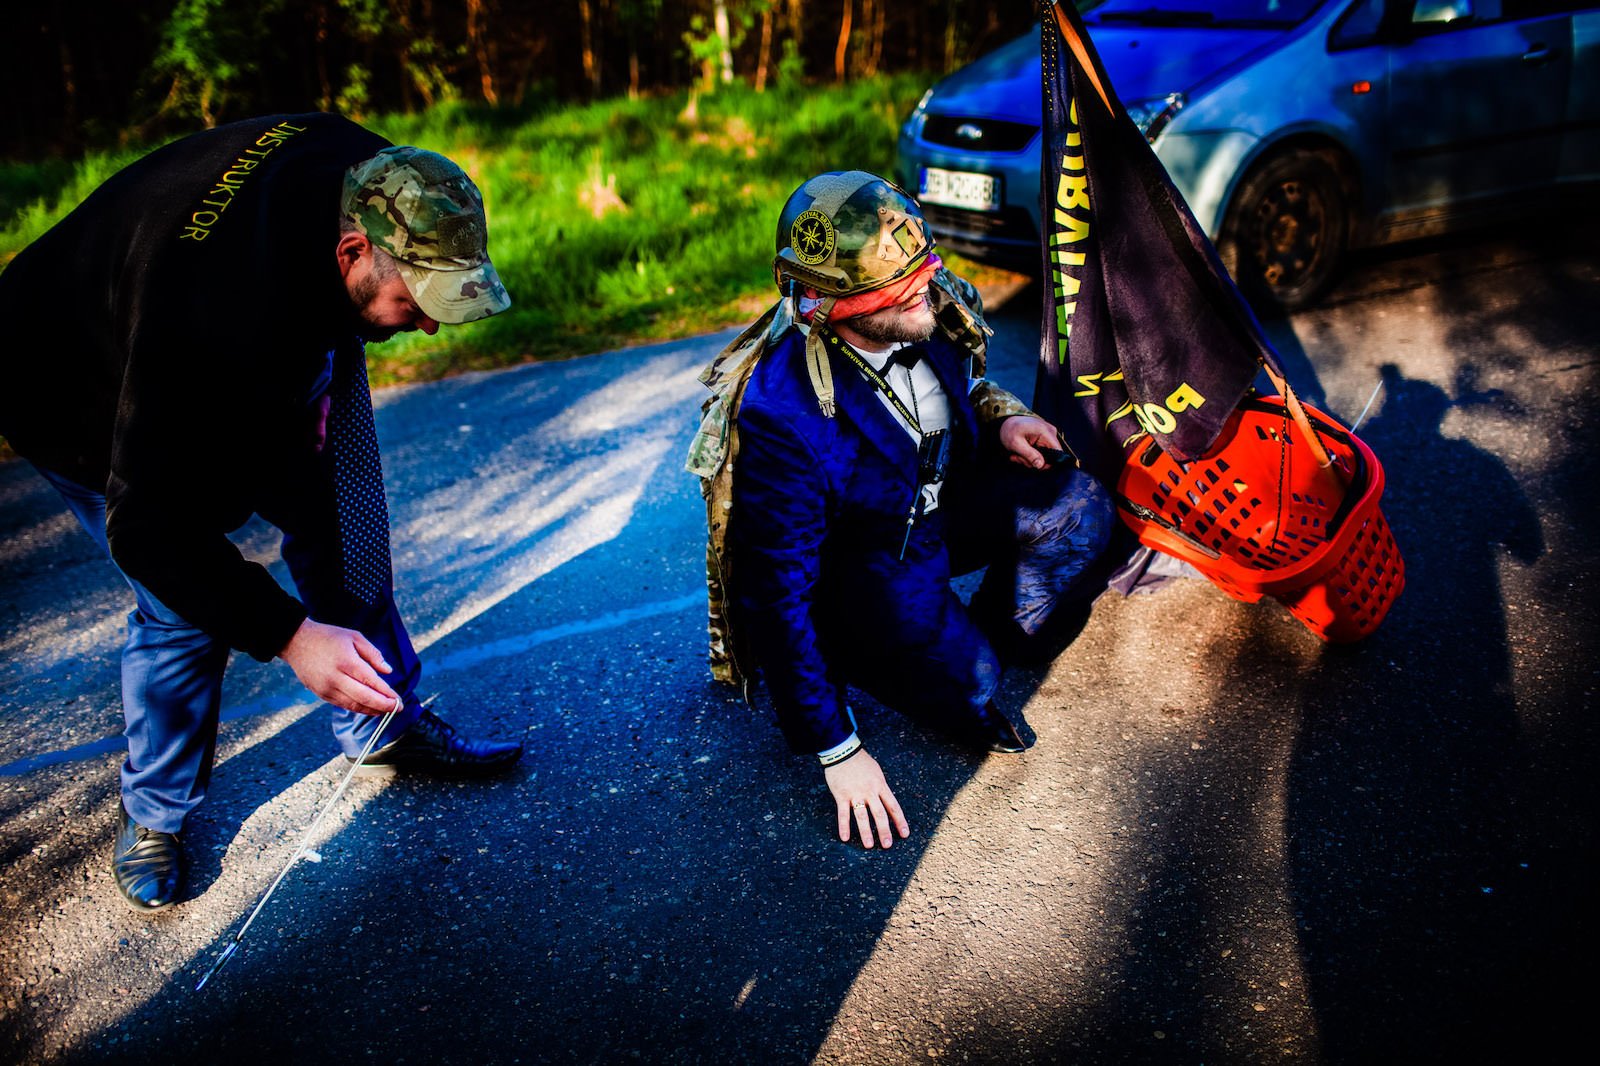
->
[0,113,522,911]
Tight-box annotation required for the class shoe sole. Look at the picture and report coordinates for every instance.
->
[346,760,401,779]
[116,892,178,912]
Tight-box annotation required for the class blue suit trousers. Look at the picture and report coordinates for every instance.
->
[36,464,422,834]
[823,458,1113,740]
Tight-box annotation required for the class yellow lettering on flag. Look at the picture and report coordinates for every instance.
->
[1049,105,1092,365]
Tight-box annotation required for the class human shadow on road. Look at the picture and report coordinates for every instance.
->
[1286,219,1600,1060]
[860,226,1594,1061]
[1033,366,1558,1063]
[1281,365,1574,1062]
[932,359,1560,1064]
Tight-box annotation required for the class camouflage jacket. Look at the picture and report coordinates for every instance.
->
[685,268,1033,688]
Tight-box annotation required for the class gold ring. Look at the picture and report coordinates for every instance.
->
[852,802,867,810]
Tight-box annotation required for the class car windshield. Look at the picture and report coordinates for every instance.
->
[1084,0,1329,28]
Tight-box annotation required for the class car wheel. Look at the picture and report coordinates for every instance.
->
[1220,150,1348,313]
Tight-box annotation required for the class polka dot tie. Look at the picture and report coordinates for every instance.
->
[327,342,392,606]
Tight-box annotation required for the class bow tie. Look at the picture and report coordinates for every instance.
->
[884,346,921,370]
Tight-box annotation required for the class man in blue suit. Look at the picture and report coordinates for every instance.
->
[727,172,1114,849]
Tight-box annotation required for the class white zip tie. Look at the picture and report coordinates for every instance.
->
[1351,377,1385,433]
[195,692,434,991]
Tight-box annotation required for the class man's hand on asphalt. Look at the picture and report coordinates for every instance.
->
[824,751,910,849]
[279,618,403,716]
[999,415,1065,469]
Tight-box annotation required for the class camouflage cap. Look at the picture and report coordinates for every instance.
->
[342,146,511,324]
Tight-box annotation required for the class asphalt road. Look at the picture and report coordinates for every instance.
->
[1,219,1596,1064]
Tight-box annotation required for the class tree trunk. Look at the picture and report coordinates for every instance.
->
[391,0,415,111]
[861,0,883,78]
[466,0,499,105]
[874,0,887,74]
[415,0,439,107]
[754,7,773,92]
[713,0,734,85]
[628,29,640,100]
[314,1,333,113]
[785,0,803,45]
[57,34,78,138]
[834,0,852,83]
[579,0,601,96]
[943,0,958,72]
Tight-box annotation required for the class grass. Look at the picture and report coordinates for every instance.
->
[0,75,974,388]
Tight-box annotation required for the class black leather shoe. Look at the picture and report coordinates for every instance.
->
[349,709,523,777]
[983,718,1032,754]
[973,703,1036,755]
[112,804,182,911]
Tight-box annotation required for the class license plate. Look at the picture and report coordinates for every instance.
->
[919,167,1001,212]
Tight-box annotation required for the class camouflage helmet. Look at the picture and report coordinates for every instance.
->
[773,171,933,298]
[342,146,511,324]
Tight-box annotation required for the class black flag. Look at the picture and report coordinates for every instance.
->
[1035,0,1282,478]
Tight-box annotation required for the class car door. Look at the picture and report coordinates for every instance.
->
[1385,0,1572,216]
[1557,1,1600,182]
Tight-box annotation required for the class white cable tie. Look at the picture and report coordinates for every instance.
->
[1351,377,1385,433]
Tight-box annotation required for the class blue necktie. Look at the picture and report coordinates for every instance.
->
[326,342,392,606]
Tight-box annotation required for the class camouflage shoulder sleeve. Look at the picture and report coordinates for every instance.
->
[929,267,991,377]
[928,268,1034,424]
[936,268,986,320]
[970,381,1035,424]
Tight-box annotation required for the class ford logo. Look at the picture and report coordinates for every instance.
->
[954,123,984,142]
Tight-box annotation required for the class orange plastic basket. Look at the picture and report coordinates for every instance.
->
[1115,395,1403,641]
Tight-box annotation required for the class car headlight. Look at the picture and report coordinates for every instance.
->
[1126,93,1186,142]
[902,89,935,138]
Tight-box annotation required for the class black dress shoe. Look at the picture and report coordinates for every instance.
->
[972,703,1036,755]
[983,718,1033,754]
[349,709,523,777]
[113,804,182,911]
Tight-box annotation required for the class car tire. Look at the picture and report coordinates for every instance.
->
[1219,150,1348,314]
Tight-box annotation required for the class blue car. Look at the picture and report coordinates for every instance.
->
[897,0,1600,309]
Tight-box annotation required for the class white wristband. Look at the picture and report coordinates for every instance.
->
[818,732,863,768]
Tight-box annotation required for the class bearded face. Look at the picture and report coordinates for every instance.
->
[342,243,438,343]
[838,290,936,346]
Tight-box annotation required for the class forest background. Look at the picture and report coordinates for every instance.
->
[0,0,1041,384]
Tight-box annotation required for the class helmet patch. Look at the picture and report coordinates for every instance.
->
[791,209,835,266]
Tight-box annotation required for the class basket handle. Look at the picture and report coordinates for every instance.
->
[1261,362,1336,470]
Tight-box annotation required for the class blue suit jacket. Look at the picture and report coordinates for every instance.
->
[731,326,1001,753]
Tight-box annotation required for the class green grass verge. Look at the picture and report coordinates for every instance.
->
[2,75,984,388]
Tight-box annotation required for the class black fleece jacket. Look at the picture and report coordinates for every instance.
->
[0,113,391,661]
